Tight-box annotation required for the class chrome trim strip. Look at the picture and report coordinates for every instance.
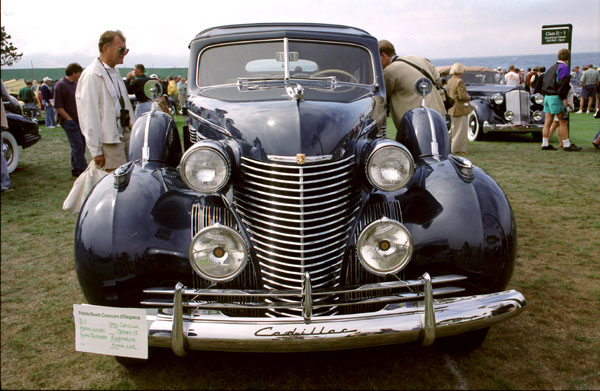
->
[240,184,353,202]
[267,154,333,163]
[483,123,544,132]
[143,275,468,298]
[238,204,359,227]
[236,192,354,213]
[144,287,525,353]
[242,174,351,193]
[241,162,354,180]
[187,109,231,137]
[242,154,354,170]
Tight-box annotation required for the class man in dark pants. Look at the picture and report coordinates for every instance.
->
[54,63,88,176]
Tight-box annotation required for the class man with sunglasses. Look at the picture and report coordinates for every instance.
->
[76,30,135,172]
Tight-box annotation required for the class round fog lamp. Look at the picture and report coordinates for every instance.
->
[189,225,248,282]
[357,218,413,276]
[533,110,543,122]
[504,111,514,122]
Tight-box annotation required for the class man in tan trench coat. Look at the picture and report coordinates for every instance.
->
[378,40,446,131]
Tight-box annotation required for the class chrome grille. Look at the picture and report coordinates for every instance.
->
[234,155,361,317]
[506,90,530,124]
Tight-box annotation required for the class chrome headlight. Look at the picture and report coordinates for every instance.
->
[180,144,230,193]
[504,111,514,122]
[189,224,248,282]
[492,93,504,105]
[532,110,543,122]
[532,93,544,105]
[357,218,413,276]
[366,143,414,192]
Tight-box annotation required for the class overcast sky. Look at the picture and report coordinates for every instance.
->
[2,0,599,69]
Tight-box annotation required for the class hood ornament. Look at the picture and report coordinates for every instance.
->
[285,83,304,101]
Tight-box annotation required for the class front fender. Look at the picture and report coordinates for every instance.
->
[398,108,450,160]
[128,111,182,166]
[74,162,194,307]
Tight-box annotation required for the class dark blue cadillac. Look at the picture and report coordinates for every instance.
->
[74,24,525,364]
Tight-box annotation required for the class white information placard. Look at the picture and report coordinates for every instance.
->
[73,304,148,359]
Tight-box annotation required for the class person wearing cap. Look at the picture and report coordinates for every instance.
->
[378,39,446,132]
[41,77,56,128]
[447,62,473,154]
[76,30,135,171]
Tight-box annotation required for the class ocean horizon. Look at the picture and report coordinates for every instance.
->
[430,52,600,71]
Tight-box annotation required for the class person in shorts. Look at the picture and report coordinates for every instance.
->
[577,64,599,114]
[540,48,581,152]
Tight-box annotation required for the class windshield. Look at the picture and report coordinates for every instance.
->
[197,39,374,87]
[463,71,503,85]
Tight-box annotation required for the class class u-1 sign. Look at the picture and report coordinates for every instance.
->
[542,28,570,45]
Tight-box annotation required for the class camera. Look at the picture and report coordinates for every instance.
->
[120,108,130,128]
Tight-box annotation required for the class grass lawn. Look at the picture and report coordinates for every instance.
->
[1,113,599,390]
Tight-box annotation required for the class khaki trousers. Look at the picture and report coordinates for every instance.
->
[101,127,131,170]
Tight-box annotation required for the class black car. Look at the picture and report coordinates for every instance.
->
[438,66,545,141]
[1,87,41,174]
[74,24,525,363]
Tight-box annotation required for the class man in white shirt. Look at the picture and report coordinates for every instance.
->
[503,65,520,87]
[76,30,135,171]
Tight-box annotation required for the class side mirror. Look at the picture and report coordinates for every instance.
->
[414,77,433,97]
[144,80,163,101]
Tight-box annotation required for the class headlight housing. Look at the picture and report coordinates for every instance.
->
[180,143,230,193]
[366,143,414,192]
[357,218,413,276]
[492,93,504,105]
[189,224,248,282]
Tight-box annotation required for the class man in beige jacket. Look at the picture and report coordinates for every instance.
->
[76,30,135,171]
[379,40,446,131]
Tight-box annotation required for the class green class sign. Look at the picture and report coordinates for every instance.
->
[542,28,570,45]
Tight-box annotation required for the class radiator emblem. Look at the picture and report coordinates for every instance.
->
[296,154,306,165]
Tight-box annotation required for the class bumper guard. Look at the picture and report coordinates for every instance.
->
[145,274,526,354]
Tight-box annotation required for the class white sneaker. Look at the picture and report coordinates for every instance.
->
[586,110,590,114]
[47,126,56,128]
[575,110,583,114]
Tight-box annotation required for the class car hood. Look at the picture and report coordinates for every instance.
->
[188,86,381,158]
[465,84,520,97]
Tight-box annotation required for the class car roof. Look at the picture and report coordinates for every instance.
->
[189,23,376,49]
[193,23,371,40]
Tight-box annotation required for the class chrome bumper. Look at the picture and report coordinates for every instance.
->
[145,275,526,354]
[483,122,543,132]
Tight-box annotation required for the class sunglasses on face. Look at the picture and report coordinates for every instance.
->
[109,45,129,55]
